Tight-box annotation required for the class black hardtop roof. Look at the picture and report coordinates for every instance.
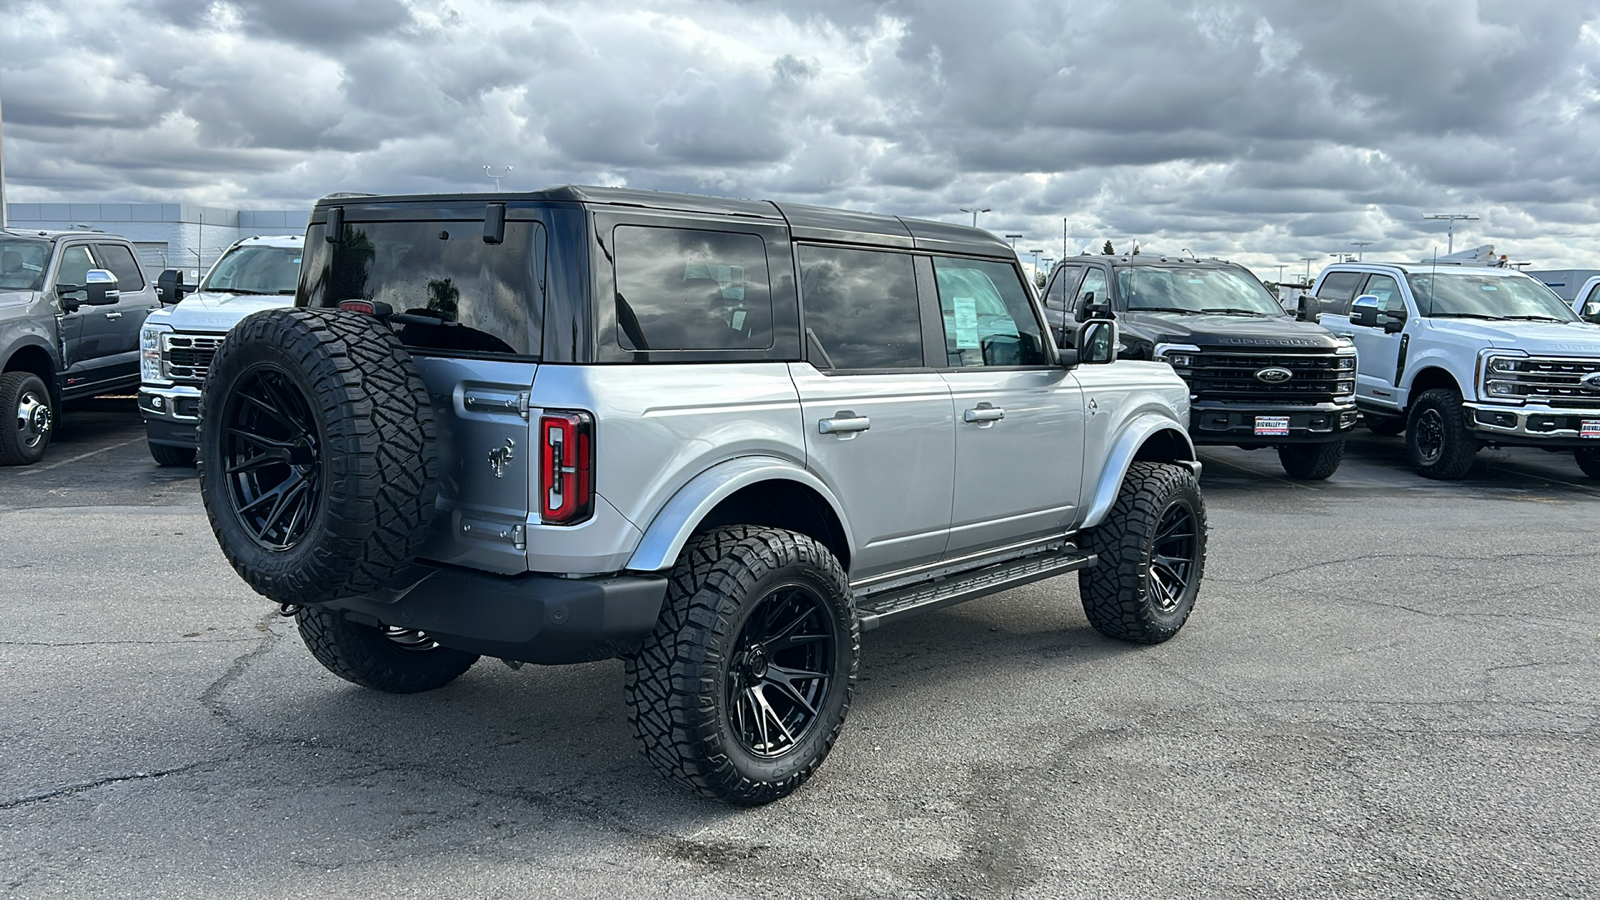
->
[314,185,1012,257]
[1071,254,1245,270]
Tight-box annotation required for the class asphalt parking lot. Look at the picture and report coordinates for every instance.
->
[2,397,1597,899]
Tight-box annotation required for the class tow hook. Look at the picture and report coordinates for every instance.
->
[277,603,300,618]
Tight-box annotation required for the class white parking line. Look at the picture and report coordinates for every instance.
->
[13,437,144,475]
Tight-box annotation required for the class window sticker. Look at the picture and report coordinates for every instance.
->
[952,296,980,349]
[1481,285,1499,291]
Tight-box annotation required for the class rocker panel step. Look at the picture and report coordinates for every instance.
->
[854,548,1097,631]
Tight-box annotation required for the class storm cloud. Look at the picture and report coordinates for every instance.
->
[3,0,1598,273]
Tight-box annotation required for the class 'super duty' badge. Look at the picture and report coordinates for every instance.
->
[1255,366,1293,384]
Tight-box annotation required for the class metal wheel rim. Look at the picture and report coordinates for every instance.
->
[1414,407,1445,465]
[14,389,50,450]
[1148,501,1198,613]
[221,367,324,551]
[382,626,440,652]
[726,583,836,759]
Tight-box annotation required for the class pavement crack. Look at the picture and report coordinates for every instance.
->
[0,762,208,811]
[199,610,284,739]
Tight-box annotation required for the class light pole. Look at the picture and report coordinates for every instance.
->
[960,207,991,228]
[1423,213,1478,255]
[1004,233,1023,250]
[484,165,513,192]
[1300,256,1320,285]
[1029,249,1043,282]
[1350,240,1372,261]
[1276,265,1286,283]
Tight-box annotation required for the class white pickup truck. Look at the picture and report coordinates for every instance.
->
[1308,262,1600,480]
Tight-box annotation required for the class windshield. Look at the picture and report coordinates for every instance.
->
[1116,266,1285,316]
[0,238,51,292]
[1407,271,1577,321]
[200,244,303,295]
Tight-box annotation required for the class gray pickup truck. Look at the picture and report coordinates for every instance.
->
[1,228,159,465]
[197,186,1207,805]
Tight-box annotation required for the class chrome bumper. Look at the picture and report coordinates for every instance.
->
[1464,400,1600,440]
[137,384,202,423]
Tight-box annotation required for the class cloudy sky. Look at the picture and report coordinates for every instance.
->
[3,0,1599,277]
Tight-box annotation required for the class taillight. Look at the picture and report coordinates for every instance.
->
[539,411,594,525]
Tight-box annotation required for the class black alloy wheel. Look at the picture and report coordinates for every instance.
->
[726,585,836,758]
[220,367,324,551]
[1412,406,1447,467]
[1147,502,1199,615]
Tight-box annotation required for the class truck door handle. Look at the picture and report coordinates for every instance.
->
[103,311,123,319]
[963,406,1005,424]
[818,413,871,435]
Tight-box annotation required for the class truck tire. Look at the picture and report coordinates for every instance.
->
[624,526,859,806]
[1,371,53,466]
[1405,388,1478,480]
[296,606,478,693]
[1278,439,1344,480]
[148,442,196,467]
[1364,414,1406,436]
[1078,462,1206,644]
[198,308,438,606]
[1576,447,1600,480]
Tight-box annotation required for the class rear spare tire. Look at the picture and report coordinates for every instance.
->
[198,308,438,606]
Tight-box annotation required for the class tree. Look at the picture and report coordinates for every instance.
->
[1102,240,1115,255]
[1131,242,1141,256]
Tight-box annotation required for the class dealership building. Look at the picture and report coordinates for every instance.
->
[3,202,309,277]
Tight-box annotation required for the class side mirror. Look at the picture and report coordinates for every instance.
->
[1584,300,1600,323]
[1382,310,1407,334]
[1074,291,1113,323]
[155,269,191,306]
[82,269,120,306]
[1296,295,1316,322]
[1349,295,1379,328]
[1074,319,1118,365]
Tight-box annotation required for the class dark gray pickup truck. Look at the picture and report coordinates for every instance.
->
[1,228,159,465]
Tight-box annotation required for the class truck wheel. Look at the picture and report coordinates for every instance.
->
[1576,447,1600,480]
[1078,462,1207,644]
[1365,414,1406,437]
[148,442,196,467]
[1277,440,1344,480]
[296,606,478,693]
[624,526,858,806]
[198,309,439,606]
[1,372,53,466]
[1405,388,1478,480]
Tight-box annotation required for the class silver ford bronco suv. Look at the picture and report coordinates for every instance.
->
[197,187,1206,805]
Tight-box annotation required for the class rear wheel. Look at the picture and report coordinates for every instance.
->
[1277,440,1344,480]
[148,442,196,467]
[1405,388,1478,480]
[1078,462,1207,644]
[1,372,53,466]
[624,526,858,806]
[296,606,478,693]
[1576,447,1600,480]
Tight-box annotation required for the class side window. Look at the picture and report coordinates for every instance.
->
[56,245,95,287]
[1046,265,1083,311]
[1314,271,1366,316]
[93,243,146,292]
[1580,284,1600,323]
[932,257,1048,367]
[613,226,773,351]
[1362,274,1406,316]
[797,245,921,370]
[1078,268,1108,309]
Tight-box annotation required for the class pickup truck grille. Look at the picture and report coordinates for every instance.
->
[1483,356,1600,407]
[1175,351,1354,404]
[162,334,222,383]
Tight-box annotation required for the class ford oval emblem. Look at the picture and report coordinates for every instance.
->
[1582,371,1600,389]
[1255,366,1294,384]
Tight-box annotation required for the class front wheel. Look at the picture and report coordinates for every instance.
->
[624,526,858,806]
[1278,440,1344,480]
[1576,447,1600,480]
[1406,388,1478,480]
[1,372,53,466]
[148,442,196,467]
[296,606,479,693]
[1078,462,1207,644]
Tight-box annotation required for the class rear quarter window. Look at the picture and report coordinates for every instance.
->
[611,226,774,352]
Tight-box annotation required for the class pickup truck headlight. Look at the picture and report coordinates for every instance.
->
[1154,343,1201,369]
[1479,352,1529,405]
[140,323,171,383]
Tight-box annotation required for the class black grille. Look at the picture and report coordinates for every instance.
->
[163,334,222,383]
[1176,352,1352,404]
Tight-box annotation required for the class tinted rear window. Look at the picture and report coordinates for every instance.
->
[798,245,922,369]
[612,226,774,351]
[302,220,545,357]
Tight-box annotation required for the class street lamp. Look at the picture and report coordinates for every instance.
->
[1275,265,1286,283]
[484,165,513,192]
[1004,233,1023,250]
[1029,249,1043,280]
[1423,213,1478,255]
[1300,256,1320,284]
[960,207,991,228]
[1350,240,1373,261]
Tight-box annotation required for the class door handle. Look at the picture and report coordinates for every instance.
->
[104,311,123,319]
[818,413,871,435]
[963,406,1005,424]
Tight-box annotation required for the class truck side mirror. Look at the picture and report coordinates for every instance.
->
[156,269,191,306]
[1074,292,1112,323]
[1584,300,1600,323]
[82,269,120,306]
[1074,319,1118,365]
[1349,295,1379,328]
[1381,309,1407,334]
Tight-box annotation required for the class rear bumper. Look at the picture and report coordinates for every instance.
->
[1189,400,1359,446]
[322,566,671,665]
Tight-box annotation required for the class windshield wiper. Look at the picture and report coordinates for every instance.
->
[1199,308,1271,317]
[1129,306,1200,315]
[1500,315,1567,322]
[1430,312,1502,320]
[208,287,271,296]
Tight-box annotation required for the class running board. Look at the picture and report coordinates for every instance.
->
[854,548,1097,632]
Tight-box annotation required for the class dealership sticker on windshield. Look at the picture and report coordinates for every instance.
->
[1583,420,1600,439]
[1255,416,1290,436]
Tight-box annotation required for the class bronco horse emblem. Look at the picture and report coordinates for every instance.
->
[488,438,515,478]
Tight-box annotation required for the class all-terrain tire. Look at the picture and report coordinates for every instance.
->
[624,526,859,806]
[1405,388,1478,480]
[296,606,478,693]
[1278,440,1344,480]
[148,442,196,467]
[1365,414,1406,437]
[1576,447,1600,480]
[1,371,53,466]
[1078,462,1207,644]
[198,308,438,606]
